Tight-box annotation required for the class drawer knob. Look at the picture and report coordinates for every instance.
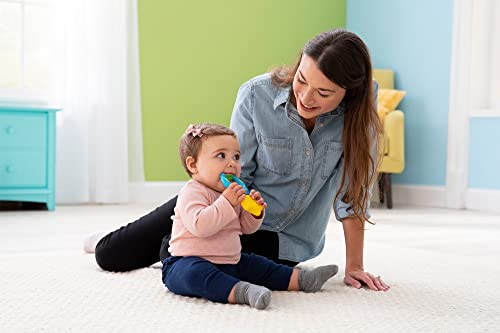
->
[5,126,15,135]
[5,165,15,173]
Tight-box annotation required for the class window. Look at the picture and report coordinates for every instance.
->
[0,0,61,105]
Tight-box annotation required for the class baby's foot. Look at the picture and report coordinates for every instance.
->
[298,265,339,292]
[234,281,271,310]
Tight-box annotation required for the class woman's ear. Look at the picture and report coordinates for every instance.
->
[186,156,197,174]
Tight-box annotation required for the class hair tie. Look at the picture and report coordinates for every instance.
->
[186,124,203,138]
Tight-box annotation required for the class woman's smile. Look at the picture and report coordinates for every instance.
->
[298,98,318,112]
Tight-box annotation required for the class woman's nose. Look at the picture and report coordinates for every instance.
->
[302,87,315,105]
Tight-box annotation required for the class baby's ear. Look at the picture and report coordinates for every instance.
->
[186,156,197,174]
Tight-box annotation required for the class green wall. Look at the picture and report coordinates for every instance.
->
[138,0,346,180]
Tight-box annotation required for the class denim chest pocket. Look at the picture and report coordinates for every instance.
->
[320,141,343,180]
[256,134,293,176]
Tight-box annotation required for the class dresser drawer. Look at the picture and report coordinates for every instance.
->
[0,151,47,187]
[0,112,47,148]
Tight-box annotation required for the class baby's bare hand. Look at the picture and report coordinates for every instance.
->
[222,183,246,207]
[249,189,267,209]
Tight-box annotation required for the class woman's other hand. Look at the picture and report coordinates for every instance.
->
[344,269,390,291]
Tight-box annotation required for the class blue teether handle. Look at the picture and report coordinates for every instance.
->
[220,173,250,194]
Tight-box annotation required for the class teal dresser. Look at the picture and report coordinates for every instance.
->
[0,106,60,210]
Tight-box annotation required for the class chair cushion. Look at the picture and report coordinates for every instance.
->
[378,89,406,112]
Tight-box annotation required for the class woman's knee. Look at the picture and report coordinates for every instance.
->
[94,236,122,272]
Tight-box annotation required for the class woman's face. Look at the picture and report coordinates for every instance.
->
[292,54,346,128]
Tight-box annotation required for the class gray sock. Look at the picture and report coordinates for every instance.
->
[298,265,339,293]
[233,281,271,310]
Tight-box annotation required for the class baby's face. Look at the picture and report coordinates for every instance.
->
[191,135,241,193]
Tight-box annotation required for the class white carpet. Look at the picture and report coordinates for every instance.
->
[1,204,500,332]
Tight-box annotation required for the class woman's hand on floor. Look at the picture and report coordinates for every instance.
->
[344,269,390,291]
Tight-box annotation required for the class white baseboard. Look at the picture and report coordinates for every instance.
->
[392,184,500,213]
[128,181,186,205]
[393,184,448,208]
[466,188,500,213]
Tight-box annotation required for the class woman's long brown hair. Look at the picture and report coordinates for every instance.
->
[271,29,382,224]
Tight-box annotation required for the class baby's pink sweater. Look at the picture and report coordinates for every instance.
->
[168,179,264,264]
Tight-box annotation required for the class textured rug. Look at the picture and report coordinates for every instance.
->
[1,206,500,332]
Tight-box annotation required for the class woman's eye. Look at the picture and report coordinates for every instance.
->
[298,78,306,84]
[318,92,330,98]
[216,152,225,159]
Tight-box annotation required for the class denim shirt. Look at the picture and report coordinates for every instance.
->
[230,73,375,262]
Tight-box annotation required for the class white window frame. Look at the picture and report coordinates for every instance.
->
[0,0,61,106]
[447,0,500,209]
[468,0,500,118]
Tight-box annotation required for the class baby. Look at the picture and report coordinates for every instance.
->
[161,123,338,309]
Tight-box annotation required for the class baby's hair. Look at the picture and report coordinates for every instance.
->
[179,123,237,177]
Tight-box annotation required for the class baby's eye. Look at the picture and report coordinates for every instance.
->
[233,154,240,161]
[216,152,226,159]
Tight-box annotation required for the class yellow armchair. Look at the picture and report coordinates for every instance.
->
[373,69,405,208]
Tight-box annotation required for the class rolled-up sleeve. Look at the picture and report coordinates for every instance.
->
[334,185,374,222]
[230,82,258,186]
[334,80,379,221]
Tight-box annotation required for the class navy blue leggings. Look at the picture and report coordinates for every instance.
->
[162,253,293,303]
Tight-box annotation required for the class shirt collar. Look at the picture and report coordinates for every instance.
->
[273,87,291,109]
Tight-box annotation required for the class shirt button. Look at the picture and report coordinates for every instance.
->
[305,149,311,156]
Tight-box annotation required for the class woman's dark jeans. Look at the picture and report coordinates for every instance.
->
[95,196,297,272]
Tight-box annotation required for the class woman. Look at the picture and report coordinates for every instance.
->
[90,28,389,292]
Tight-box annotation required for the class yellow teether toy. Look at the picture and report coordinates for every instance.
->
[220,173,263,216]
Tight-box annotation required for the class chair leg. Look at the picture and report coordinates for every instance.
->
[378,174,385,204]
[383,173,393,209]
